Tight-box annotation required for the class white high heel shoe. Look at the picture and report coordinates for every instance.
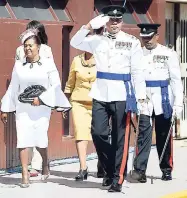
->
[20,183,30,188]
[41,173,50,181]
[41,163,50,181]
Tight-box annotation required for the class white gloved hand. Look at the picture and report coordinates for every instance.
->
[89,14,110,29]
[172,105,183,118]
[137,103,142,115]
[137,100,144,115]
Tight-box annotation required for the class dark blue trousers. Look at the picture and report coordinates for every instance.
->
[91,99,131,185]
[133,114,173,173]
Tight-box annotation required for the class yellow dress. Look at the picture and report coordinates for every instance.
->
[64,53,96,140]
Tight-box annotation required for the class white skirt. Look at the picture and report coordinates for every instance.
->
[16,103,51,148]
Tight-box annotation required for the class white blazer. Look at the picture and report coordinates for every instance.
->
[140,44,183,116]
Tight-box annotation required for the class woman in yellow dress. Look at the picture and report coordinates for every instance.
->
[65,51,97,181]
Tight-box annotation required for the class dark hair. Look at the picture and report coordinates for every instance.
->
[24,35,42,46]
[94,27,104,35]
[26,20,48,45]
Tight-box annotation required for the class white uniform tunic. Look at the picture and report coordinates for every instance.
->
[70,26,146,102]
[140,44,183,116]
[1,58,71,148]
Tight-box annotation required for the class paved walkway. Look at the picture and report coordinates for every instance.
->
[0,140,187,198]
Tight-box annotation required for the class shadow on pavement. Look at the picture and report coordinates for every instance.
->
[49,170,98,179]
[0,171,130,190]
[48,170,106,189]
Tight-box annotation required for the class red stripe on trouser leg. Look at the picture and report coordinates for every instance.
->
[118,112,131,184]
[135,115,139,155]
[169,130,173,170]
[136,146,138,156]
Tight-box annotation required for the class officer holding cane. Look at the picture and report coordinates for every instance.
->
[131,23,183,183]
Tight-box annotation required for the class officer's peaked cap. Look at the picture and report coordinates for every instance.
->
[101,5,126,19]
[137,23,161,37]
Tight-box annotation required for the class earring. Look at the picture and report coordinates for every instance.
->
[30,63,33,69]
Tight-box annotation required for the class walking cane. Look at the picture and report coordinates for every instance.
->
[130,113,141,176]
[159,115,175,165]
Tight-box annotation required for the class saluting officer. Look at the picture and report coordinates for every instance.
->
[132,24,183,183]
[70,5,146,192]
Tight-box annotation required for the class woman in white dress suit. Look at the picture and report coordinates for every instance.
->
[16,20,54,178]
[1,29,71,187]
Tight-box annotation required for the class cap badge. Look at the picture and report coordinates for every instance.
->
[143,28,146,32]
[113,9,117,14]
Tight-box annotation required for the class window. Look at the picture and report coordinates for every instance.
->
[123,3,137,24]
[7,0,55,21]
[131,2,150,23]
[48,0,70,21]
[0,0,73,22]
[0,1,11,18]
[94,0,110,13]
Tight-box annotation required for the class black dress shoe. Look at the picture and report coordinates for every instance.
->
[102,177,113,186]
[108,183,122,192]
[97,171,105,178]
[97,167,105,178]
[97,160,105,178]
[130,170,147,183]
[161,171,172,181]
[75,168,88,181]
